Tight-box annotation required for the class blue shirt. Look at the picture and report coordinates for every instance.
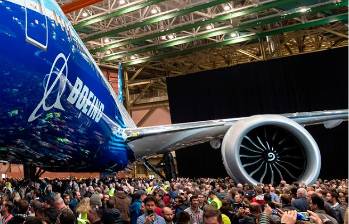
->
[130,199,143,224]
[270,192,280,203]
[137,214,166,224]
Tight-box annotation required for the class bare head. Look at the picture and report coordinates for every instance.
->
[297,188,307,198]
[162,207,174,222]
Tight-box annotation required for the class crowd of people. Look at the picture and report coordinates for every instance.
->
[0,177,346,224]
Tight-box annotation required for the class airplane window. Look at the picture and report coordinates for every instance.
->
[58,17,64,31]
[67,25,72,41]
[27,0,42,13]
[47,9,55,23]
[53,12,59,25]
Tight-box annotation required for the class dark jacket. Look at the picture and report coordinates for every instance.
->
[175,204,188,222]
[315,210,338,224]
[130,199,142,224]
[331,203,345,224]
[238,215,256,224]
[44,207,59,224]
[282,204,298,211]
[291,197,308,212]
[7,214,26,224]
[102,208,123,224]
[88,208,102,224]
[115,191,131,222]
[69,198,79,212]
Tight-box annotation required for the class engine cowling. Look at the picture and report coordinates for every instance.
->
[221,115,321,185]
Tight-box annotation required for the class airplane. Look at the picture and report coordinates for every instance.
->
[0,0,347,185]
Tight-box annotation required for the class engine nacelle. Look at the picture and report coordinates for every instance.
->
[221,115,321,185]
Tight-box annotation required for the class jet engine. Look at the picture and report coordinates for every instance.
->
[221,115,321,185]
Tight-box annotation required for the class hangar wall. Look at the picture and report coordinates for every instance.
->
[167,47,348,179]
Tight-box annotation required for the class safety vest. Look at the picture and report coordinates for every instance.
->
[77,212,89,224]
[210,197,222,209]
[221,214,231,224]
[108,187,115,197]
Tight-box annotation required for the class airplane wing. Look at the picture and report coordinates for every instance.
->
[125,109,348,158]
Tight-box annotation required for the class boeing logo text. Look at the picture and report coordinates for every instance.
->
[67,77,105,122]
[28,53,104,123]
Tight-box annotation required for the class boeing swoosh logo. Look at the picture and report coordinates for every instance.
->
[28,53,105,123]
[28,53,69,122]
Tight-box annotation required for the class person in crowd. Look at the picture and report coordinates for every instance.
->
[291,188,308,212]
[0,200,14,224]
[43,185,54,202]
[198,194,207,210]
[174,196,188,221]
[203,206,222,224]
[8,199,29,224]
[253,187,265,205]
[89,193,102,210]
[43,196,59,224]
[176,211,190,224]
[162,207,174,224]
[130,190,146,224]
[152,192,163,216]
[57,206,76,224]
[85,186,95,198]
[24,217,43,224]
[326,191,345,223]
[30,200,46,221]
[232,193,245,213]
[69,191,81,212]
[208,192,222,210]
[269,187,280,203]
[136,196,166,224]
[280,194,297,211]
[0,176,346,224]
[310,194,338,224]
[184,195,203,224]
[102,199,123,224]
[76,197,92,224]
[62,194,70,207]
[220,200,234,223]
[114,186,131,223]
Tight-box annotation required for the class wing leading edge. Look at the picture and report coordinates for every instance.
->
[125,109,348,158]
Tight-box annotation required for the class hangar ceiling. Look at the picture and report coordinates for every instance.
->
[58,0,348,112]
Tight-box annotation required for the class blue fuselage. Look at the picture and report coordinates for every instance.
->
[0,0,134,171]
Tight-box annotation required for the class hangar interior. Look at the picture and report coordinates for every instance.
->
[1,0,348,178]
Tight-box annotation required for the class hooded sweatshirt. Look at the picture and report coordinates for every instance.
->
[114,191,131,222]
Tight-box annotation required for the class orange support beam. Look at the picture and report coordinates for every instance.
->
[61,0,103,14]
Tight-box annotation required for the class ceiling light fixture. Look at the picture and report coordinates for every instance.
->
[106,50,112,55]
[167,34,175,39]
[299,7,310,13]
[104,38,110,43]
[119,0,126,5]
[130,55,137,60]
[230,32,239,38]
[223,4,231,11]
[82,12,88,17]
[206,24,214,30]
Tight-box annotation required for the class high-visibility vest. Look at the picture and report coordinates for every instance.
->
[77,212,89,224]
[108,187,115,196]
[146,186,153,194]
[221,214,231,224]
[211,197,222,209]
